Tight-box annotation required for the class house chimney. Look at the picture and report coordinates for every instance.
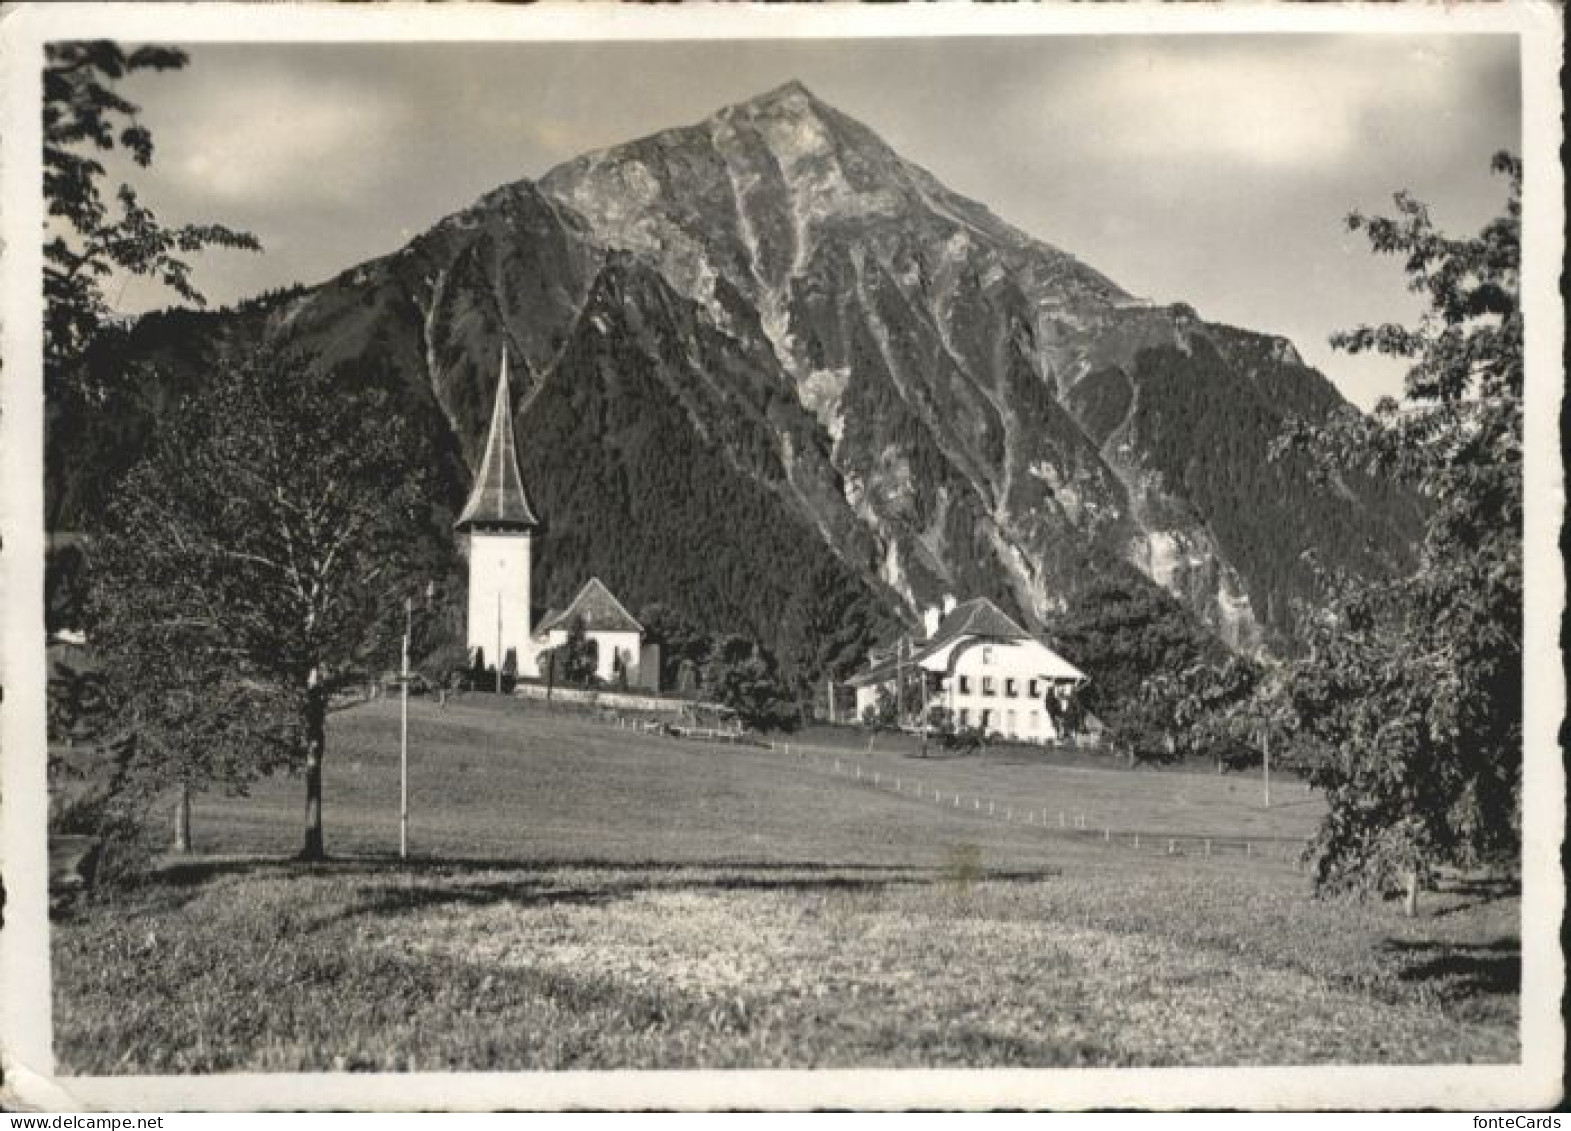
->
[942,593,957,616]
[923,606,942,639]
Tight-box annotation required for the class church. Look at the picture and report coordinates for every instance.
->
[456,354,656,689]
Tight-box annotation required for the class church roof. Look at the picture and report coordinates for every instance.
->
[456,352,539,531]
[537,578,643,636]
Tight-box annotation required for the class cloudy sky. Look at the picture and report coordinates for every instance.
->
[106,33,1520,410]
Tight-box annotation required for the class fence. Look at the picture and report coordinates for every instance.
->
[520,700,1310,869]
[763,738,1311,868]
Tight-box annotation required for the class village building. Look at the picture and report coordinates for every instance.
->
[847,596,1087,743]
[456,352,540,678]
[459,354,653,688]
[535,577,659,689]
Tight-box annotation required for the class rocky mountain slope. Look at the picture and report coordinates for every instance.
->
[59,81,1422,671]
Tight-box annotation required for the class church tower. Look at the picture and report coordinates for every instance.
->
[456,352,539,675]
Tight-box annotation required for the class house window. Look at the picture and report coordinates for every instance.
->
[981,676,995,696]
[958,709,969,728]
[982,645,994,664]
[1005,710,1016,735]
[1004,678,1017,698]
[958,675,971,695]
[1029,679,1039,699]
[980,709,992,731]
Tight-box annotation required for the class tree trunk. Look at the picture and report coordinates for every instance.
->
[1403,868,1420,918]
[173,781,191,853]
[300,670,327,861]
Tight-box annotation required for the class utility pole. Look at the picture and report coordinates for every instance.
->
[400,595,411,859]
[896,635,911,727]
[495,589,503,695]
[1263,728,1271,809]
[174,781,191,853]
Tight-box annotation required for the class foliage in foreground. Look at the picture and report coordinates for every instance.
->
[1273,153,1524,903]
[88,344,449,861]
[44,42,261,385]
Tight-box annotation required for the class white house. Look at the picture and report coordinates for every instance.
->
[847,596,1087,743]
[534,577,653,687]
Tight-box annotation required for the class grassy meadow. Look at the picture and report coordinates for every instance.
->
[52,695,1520,1071]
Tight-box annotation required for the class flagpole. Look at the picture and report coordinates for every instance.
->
[400,595,410,860]
[496,588,503,695]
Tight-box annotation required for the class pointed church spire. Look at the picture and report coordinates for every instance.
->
[456,350,539,530]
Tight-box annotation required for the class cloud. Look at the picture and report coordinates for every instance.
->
[1040,38,1461,172]
[147,63,415,209]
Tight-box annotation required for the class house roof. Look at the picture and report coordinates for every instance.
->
[537,578,643,636]
[456,352,540,531]
[922,597,1031,651]
[847,597,1083,687]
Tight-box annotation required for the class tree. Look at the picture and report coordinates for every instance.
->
[1042,682,1088,742]
[44,42,259,389]
[779,560,886,714]
[43,43,262,653]
[1275,153,1523,912]
[1049,573,1225,762]
[1103,673,1183,766]
[1174,656,1263,773]
[861,686,898,730]
[637,602,707,691]
[708,649,797,732]
[559,617,600,687]
[89,340,445,861]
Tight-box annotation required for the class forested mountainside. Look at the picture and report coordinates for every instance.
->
[50,80,1423,679]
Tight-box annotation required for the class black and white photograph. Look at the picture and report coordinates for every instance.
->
[1,1,1562,1112]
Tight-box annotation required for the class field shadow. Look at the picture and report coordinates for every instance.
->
[130,852,1062,924]
[335,859,1063,923]
[1383,936,1521,1002]
[1429,874,1521,918]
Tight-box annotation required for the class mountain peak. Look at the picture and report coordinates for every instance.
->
[720,78,833,124]
[751,78,818,106]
